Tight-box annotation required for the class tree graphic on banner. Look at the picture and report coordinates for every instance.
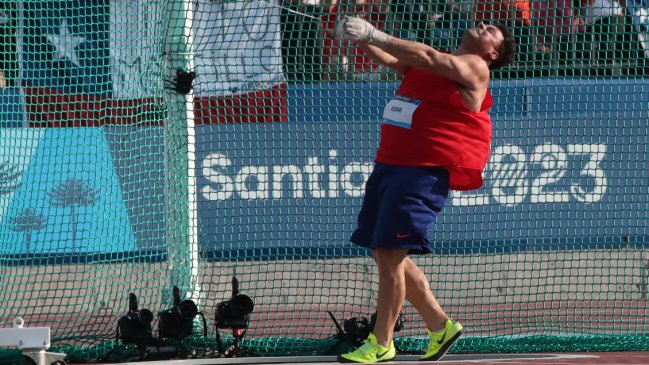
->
[8,208,48,253]
[47,178,100,252]
[0,163,22,195]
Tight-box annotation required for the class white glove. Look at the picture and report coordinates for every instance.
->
[332,15,347,39]
[333,15,389,49]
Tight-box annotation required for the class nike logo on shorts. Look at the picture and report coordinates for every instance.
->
[396,233,411,239]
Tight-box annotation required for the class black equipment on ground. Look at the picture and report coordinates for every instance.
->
[116,293,154,357]
[214,276,255,357]
[326,311,405,354]
[158,285,201,339]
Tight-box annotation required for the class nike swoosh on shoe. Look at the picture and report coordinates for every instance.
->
[436,327,449,344]
[376,349,391,359]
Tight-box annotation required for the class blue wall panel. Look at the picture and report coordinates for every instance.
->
[1,78,647,260]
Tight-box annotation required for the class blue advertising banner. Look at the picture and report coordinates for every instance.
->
[0,128,136,253]
[0,126,165,256]
[1,79,647,258]
[196,79,649,254]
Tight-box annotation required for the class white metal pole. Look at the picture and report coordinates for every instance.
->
[163,0,201,305]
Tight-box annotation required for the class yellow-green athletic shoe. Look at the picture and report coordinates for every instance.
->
[420,319,463,361]
[338,332,396,363]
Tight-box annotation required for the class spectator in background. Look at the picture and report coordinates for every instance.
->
[473,0,533,64]
[280,0,331,83]
[389,0,451,46]
[321,0,395,81]
[439,0,476,50]
[532,0,583,61]
[417,0,476,51]
[622,0,649,66]
[0,1,17,87]
[575,0,642,74]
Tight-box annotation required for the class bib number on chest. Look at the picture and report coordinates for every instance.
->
[382,96,421,129]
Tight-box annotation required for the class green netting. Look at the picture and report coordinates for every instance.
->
[1,0,649,363]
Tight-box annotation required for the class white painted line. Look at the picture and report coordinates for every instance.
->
[90,353,601,365]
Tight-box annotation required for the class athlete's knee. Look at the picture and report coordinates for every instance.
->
[374,249,407,279]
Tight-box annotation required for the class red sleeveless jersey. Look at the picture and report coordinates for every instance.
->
[375,67,493,190]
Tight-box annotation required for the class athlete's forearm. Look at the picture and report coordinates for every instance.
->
[358,43,409,75]
[335,15,439,74]
[382,36,442,72]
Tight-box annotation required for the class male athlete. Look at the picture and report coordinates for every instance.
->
[333,16,515,363]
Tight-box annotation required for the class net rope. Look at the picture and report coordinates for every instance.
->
[1,1,648,363]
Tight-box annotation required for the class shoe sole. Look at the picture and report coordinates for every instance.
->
[420,329,464,361]
[337,355,396,363]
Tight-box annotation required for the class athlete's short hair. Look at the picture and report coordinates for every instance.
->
[490,23,516,70]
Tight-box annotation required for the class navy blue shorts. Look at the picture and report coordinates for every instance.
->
[350,163,450,255]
